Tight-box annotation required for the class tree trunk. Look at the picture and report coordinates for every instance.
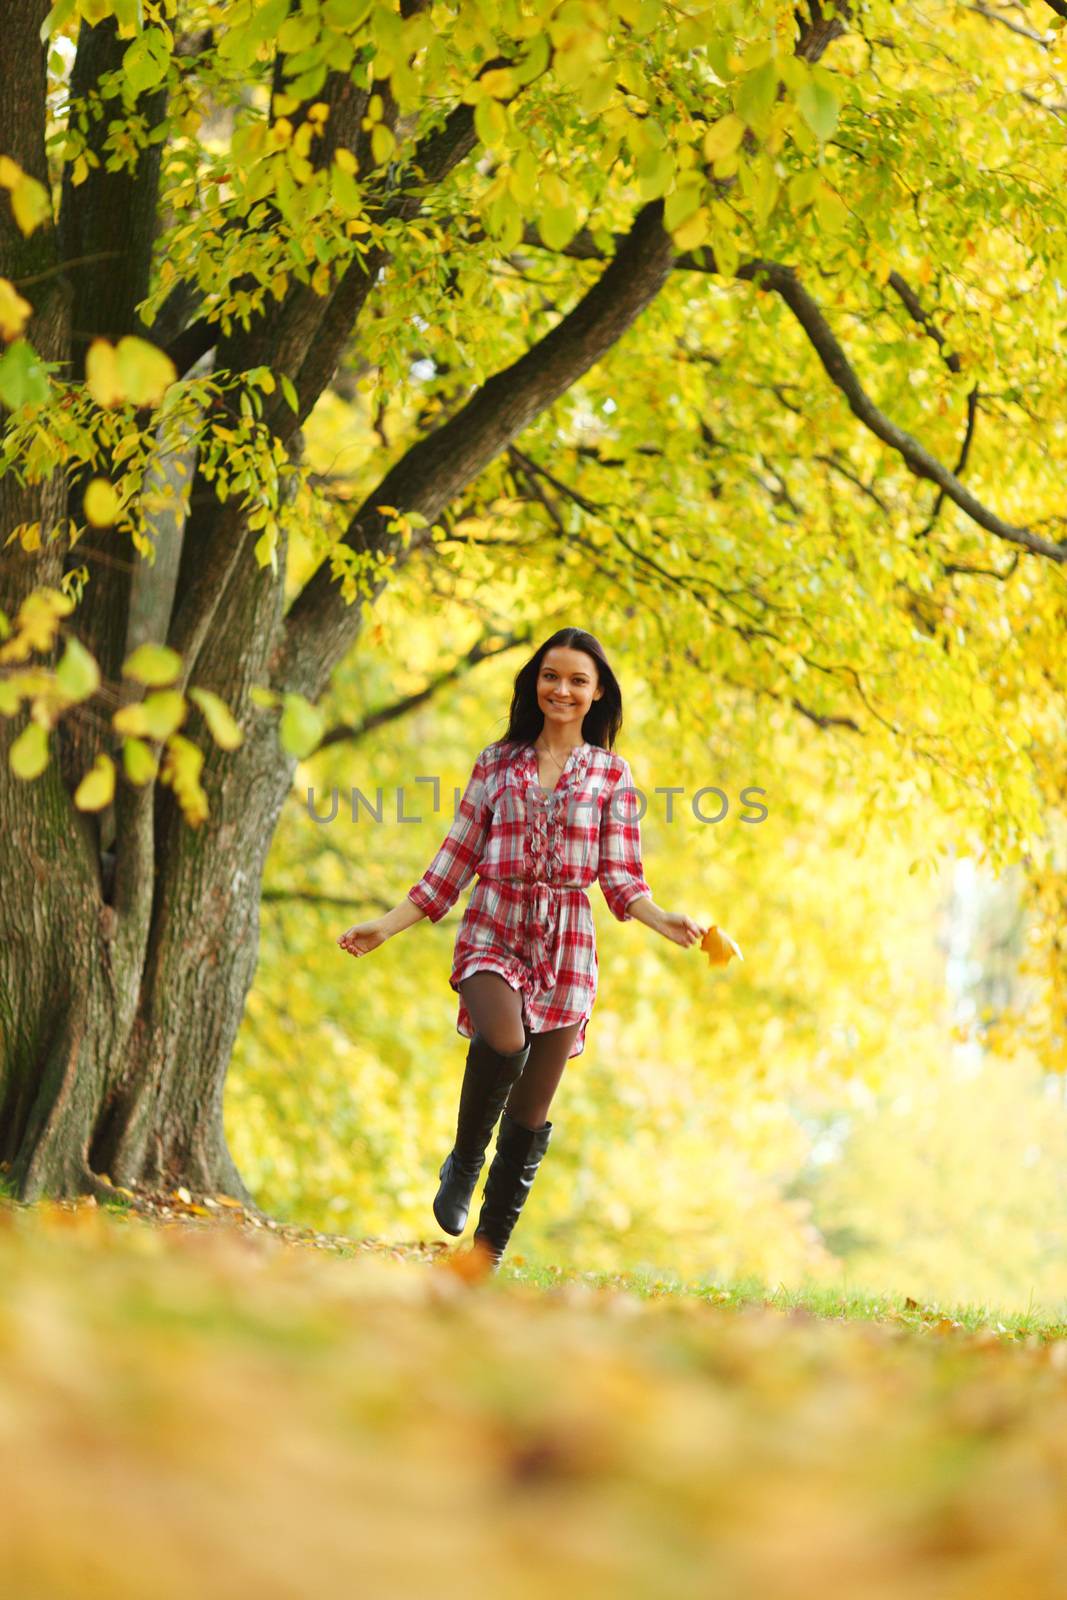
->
[2,1,677,1203]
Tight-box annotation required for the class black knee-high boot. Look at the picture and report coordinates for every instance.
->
[433,1033,531,1236]
[471,1108,553,1270]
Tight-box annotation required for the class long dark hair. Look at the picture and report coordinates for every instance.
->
[502,628,623,752]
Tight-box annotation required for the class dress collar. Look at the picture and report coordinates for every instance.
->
[519,738,591,797]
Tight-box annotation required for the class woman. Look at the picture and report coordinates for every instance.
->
[338,628,708,1271]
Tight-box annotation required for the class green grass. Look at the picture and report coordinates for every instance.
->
[502,1263,1067,1339]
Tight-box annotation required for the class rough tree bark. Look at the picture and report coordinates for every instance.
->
[0,6,677,1203]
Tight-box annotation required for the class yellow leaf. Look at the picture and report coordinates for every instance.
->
[122,641,182,686]
[0,158,51,236]
[159,732,208,827]
[113,688,185,740]
[73,752,116,811]
[83,478,120,526]
[9,720,49,779]
[671,207,710,252]
[86,335,176,408]
[85,339,123,406]
[122,736,157,785]
[189,686,243,750]
[115,335,177,406]
[5,521,41,552]
[814,181,849,233]
[0,587,72,662]
[701,925,744,967]
[141,689,186,739]
[0,277,32,341]
[370,124,395,164]
[703,113,745,162]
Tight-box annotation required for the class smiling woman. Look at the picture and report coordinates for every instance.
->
[337,627,712,1274]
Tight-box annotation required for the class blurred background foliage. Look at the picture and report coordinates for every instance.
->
[226,561,1066,1312]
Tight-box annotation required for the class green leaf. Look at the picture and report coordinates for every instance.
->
[279,692,324,758]
[664,178,704,233]
[40,0,77,41]
[734,61,778,134]
[539,203,579,250]
[55,636,100,702]
[796,76,840,143]
[474,97,508,150]
[280,374,299,412]
[123,29,171,95]
[0,339,49,409]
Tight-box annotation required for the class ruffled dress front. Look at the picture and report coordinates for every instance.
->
[406,738,652,1060]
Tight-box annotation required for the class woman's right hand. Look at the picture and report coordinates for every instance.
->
[337,920,390,958]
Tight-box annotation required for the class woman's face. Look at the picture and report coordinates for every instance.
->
[536,647,604,737]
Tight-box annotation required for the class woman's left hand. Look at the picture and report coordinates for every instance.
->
[658,911,709,948]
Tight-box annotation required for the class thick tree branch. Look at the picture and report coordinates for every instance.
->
[290,82,496,416]
[55,18,172,837]
[519,224,1065,563]
[733,260,1067,559]
[163,63,507,709]
[273,199,677,701]
[794,0,852,61]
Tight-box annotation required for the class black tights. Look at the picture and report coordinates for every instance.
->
[458,970,582,1131]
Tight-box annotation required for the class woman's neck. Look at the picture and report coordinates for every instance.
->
[536,731,584,753]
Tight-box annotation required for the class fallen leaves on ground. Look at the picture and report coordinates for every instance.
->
[2,1194,1067,1600]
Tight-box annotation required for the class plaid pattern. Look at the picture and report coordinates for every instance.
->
[407,739,653,1060]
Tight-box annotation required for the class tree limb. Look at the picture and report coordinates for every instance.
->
[318,626,534,748]
[885,271,981,539]
[273,199,677,701]
[731,260,1067,557]
[521,222,1066,561]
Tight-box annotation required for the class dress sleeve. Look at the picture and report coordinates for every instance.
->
[597,758,653,922]
[406,748,492,923]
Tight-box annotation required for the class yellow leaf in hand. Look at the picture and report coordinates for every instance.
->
[701,925,744,967]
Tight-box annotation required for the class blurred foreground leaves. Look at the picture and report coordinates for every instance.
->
[3,1198,1067,1600]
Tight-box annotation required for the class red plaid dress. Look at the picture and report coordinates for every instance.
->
[406,739,653,1060]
